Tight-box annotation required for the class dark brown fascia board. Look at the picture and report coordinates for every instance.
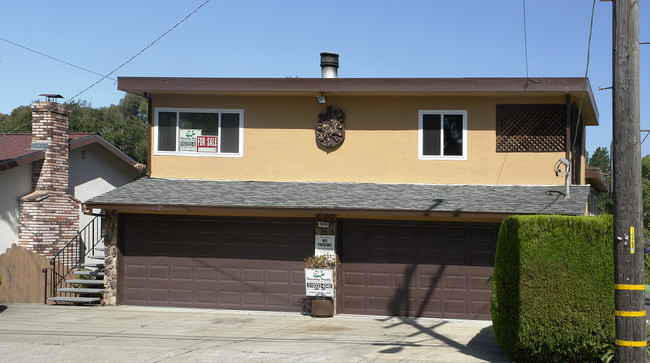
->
[118,76,599,125]
[70,134,138,168]
[81,202,529,220]
[585,167,609,193]
[0,150,44,171]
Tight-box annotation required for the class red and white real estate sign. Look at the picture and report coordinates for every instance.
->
[197,136,218,152]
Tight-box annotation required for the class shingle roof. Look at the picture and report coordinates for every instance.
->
[0,133,137,171]
[85,177,590,216]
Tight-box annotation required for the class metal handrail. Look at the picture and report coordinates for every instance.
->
[43,216,105,303]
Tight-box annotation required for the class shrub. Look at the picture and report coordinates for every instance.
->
[491,215,614,362]
[303,255,335,269]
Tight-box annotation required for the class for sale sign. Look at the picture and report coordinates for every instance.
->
[197,135,219,152]
[305,268,334,297]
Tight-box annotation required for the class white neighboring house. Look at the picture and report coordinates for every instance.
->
[0,132,141,255]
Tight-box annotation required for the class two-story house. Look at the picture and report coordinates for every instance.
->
[85,53,603,320]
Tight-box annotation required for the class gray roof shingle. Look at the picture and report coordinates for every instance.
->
[85,178,590,216]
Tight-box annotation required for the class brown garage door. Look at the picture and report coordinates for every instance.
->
[339,220,499,320]
[119,214,313,312]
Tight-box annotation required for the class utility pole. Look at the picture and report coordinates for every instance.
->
[612,0,645,361]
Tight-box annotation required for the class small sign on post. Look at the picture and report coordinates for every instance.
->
[315,235,335,258]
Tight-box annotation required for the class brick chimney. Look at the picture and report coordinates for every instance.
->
[30,102,70,193]
[18,102,80,258]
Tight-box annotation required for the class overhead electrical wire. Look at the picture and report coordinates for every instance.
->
[2,0,211,134]
[53,0,212,111]
[523,0,529,79]
[571,0,597,155]
[0,37,117,81]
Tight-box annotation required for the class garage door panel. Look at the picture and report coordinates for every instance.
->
[125,263,146,279]
[368,248,392,262]
[471,275,491,291]
[220,291,241,305]
[419,248,442,264]
[219,267,240,282]
[124,287,146,303]
[419,226,443,240]
[149,288,170,303]
[121,215,312,312]
[196,290,217,305]
[196,243,217,258]
[171,242,193,257]
[340,220,498,320]
[172,289,193,303]
[445,227,468,240]
[471,251,494,266]
[196,219,217,234]
[244,268,265,283]
[268,269,290,284]
[444,275,468,290]
[368,272,391,287]
[149,264,170,280]
[445,250,469,265]
[244,292,264,307]
[172,266,192,280]
[394,248,418,263]
[342,270,366,286]
[471,227,495,242]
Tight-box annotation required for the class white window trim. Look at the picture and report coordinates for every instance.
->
[418,110,467,160]
[153,107,244,157]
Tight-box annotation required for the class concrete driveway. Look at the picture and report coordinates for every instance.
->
[0,303,508,362]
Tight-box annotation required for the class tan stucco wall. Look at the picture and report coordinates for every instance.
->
[149,94,574,186]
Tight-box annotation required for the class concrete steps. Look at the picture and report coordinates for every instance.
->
[48,296,101,303]
[48,247,105,305]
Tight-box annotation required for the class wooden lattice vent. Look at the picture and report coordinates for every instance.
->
[496,104,565,152]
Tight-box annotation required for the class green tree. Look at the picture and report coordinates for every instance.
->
[2,94,148,164]
[65,96,148,163]
[0,105,32,133]
[641,155,650,234]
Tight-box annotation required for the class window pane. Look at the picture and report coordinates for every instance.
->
[220,113,240,153]
[443,114,463,156]
[158,112,177,151]
[422,114,441,156]
[179,112,219,152]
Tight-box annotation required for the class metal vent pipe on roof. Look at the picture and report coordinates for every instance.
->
[320,52,339,78]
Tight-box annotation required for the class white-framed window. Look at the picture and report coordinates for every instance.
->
[418,110,467,160]
[154,108,243,157]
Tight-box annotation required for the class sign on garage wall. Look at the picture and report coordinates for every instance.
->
[315,235,335,258]
[305,269,334,297]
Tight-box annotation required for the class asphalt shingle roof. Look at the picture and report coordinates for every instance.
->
[85,177,590,216]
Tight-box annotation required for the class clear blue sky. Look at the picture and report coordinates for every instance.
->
[1,1,648,156]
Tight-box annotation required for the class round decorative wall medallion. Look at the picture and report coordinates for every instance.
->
[316,107,345,148]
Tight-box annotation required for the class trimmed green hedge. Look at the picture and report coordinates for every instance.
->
[491,215,614,362]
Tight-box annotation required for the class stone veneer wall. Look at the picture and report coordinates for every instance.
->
[18,102,80,258]
[102,210,118,305]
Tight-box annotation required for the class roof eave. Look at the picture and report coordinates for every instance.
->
[118,76,599,125]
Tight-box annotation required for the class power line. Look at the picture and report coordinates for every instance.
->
[0,37,117,82]
[522,0,529,78]
[54,0,212,110]
[571,0,597,155]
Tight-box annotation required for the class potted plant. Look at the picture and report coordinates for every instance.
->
[304,255,335,317]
